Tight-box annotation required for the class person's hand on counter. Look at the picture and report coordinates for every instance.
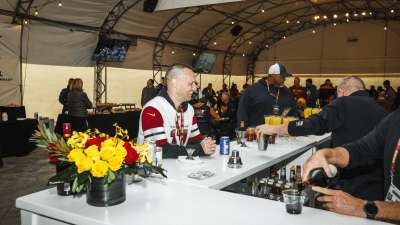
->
[201,137,217,155]
[313,186,366,218]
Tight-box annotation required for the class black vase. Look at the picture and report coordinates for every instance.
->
[86,173,126,207]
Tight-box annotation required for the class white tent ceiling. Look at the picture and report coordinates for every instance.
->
[0,0,400,75]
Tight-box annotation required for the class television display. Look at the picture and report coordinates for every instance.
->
[194,53,217,73]
[93,38,131,62]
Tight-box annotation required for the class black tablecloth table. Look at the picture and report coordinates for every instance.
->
[0,119,38,158]
[0,106,26,121]
[54,111,141,138]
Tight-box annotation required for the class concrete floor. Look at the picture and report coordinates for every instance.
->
[0,149,54,225]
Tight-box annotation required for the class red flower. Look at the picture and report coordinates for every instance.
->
[124,141,139,165]
[85,136,106,148]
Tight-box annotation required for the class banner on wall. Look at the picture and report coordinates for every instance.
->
[0,22,21,106]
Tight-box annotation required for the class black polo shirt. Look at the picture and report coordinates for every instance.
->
[288,90,388,200]
[237,78,294,128]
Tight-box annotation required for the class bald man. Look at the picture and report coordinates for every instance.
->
[256,76,388,200]
[137,64,216,158]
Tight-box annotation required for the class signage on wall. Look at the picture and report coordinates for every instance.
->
[0,70,13,81]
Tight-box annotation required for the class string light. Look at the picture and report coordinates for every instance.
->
[261,8,265,13]
[333,14,338,19]
[346,18,350,22]
[265,44,269,48]
[171,50,175,55]
[23,19,28,24]
[313,15,320,20]
[312,29,316,34]
[333,23,337,26]
[58,1,63,7]
[296,20,300,24]
[390,9,395,14]
[361,11,366,16]
[286,20,290,24]
[248,41,252,45]
[242,53,246,57]
[283,35,286,39]
[323,15,327,19]
[213,41,217,45]
[345,12,349,17]
[353,12,358,17]
[192,52,196,56]
[369,12,373,15]
[231,21,235,25]
[34,8,39,16]
[384,26,388,31]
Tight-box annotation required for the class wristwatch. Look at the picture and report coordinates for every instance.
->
[363,201,378,219]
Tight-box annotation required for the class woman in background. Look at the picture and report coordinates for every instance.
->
[67,78,92,131]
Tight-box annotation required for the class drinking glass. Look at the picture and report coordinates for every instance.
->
[282,189,306,214]
[186,147,196,160]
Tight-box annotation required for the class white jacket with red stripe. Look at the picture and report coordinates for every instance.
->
[137,95,202,147]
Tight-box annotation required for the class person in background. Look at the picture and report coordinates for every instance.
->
[202,83,217,106]
[256,76,387,201]
[320,79,334,89]
[141,79,157,107]
[305,78,318,108]
[67,78,93,131]
[392,87,400,111]
[383,80,397,108]
[237,63,294,128]
[214,91,237,139]
[156,77,166,94]
[289,76,306,102]
[369,85,378,99]
[301,108,400,223]
[58,78,74,114]
[138,64,216,158]
[229,82,239,99]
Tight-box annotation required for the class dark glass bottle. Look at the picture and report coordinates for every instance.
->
[307,164,338,187]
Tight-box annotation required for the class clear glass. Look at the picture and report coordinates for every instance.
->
[186,147,196,160]
[282,189,306,214]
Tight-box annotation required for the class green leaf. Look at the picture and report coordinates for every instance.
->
[107,170,116,184]
[72,177,78,193]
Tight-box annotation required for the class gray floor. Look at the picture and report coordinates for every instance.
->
[0,149,54,225]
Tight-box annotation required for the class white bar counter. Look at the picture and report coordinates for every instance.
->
[16,134,391,225]
[163,134,330,189]
[17,179,390,225]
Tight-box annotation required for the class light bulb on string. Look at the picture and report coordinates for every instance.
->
[58,1,63,7]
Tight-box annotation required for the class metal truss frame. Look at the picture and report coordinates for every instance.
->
[220,0,400,82]
[94,0,142,104]
[152,7,203,84]
[12,0,35,24]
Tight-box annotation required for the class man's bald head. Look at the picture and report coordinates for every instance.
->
[165,63,197,103]
[337,76,365,97]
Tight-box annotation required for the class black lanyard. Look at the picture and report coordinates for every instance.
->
[265,79,280,105]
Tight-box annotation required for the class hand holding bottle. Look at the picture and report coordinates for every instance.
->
[302,149,336,183]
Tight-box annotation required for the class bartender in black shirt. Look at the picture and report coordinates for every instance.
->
[256,76,387,200]
[301,109,400,222]
[237,63,294,128]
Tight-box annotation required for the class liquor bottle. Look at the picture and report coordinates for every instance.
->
[306,164,338,187]
[289,165,296,183]
[280,167,287,182]
[239,120,245,131]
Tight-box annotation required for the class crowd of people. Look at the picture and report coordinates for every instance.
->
[137,63,400,223]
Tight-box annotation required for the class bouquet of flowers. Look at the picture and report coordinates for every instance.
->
[31,123,166,193]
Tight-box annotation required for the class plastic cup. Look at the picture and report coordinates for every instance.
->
[283,189,306,214]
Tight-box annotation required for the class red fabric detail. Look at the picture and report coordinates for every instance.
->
[155,139,168,147]
[192,115,198,125]
[141,106,164,131]
[189,133,203,143]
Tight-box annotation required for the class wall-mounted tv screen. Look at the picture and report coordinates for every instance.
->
[93,38,131,62]
[194,52,217,73]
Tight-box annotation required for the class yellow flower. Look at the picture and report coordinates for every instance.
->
[115,145,127,159]
[101,138,117,148]
[91,160,109,178]
[108,156,123,171]
[67,148,85,162]
[67,132,89,149]
[135,144,153,164]
[100,145,115,161]
[84,145,100,161]
[75,156,93,173]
